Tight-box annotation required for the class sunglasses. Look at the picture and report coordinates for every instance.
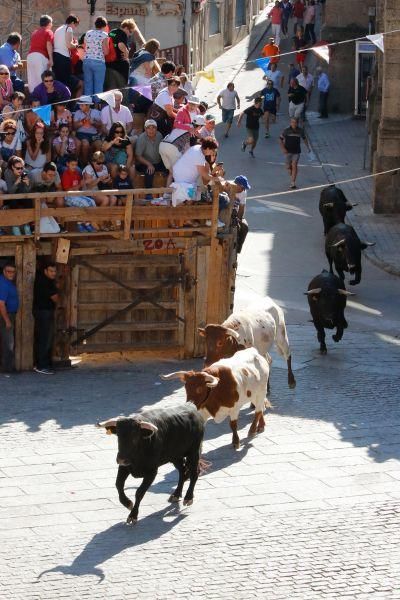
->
[115,130,124,133]
[0,72,9,76]
[44,79,54,83]
[13,166,23,170]
[95,161,105,165]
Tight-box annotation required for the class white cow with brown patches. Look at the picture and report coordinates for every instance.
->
[161,347,271,449]
[199,297,296,389]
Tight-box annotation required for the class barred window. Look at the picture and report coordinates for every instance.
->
[235,0,246,27]
[209,2,221,35]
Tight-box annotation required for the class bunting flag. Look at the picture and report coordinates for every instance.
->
[254,57,271,74]
[96,91,116,108]
[312,44,330,63]
[130,85,152,100]
[32,104,51,125]
[367,33,384,53]
[195,69,216,83]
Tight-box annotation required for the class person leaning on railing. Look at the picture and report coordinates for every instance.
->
[3,155,33,235]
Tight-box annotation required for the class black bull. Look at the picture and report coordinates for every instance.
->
[96,404,204,524]
[319,185,356,235]
[325,223,375,285]
[305,269,354,354]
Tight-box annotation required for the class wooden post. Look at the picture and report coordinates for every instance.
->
[19,239,36,370]
[14,243,23,371]
[183,241,197,358]
[123,193,133,240]
[206,184,222,324]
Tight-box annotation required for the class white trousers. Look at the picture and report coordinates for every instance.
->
[271,24,281,46]
[27,52,48,92]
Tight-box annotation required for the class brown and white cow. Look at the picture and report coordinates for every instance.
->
[161,347,271,449]
[198,297,296,389]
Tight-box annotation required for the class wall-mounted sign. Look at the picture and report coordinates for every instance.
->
[106,3,148,18]
[152,0,184,16]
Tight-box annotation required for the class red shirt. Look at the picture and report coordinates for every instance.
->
[293,1,305,18]
[28,28,54,58]
[61,169,82,191]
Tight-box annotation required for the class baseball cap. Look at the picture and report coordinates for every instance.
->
[144,119,157,128]
[234,175,251,190]
[205,114,216,122]
[192,115,205,126]
[77,95,93,105]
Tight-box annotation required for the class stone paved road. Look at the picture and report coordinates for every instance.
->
[2,10,400,600]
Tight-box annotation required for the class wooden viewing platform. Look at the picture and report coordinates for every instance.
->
[0,184,239,370]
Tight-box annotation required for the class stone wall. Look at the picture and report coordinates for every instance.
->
[320,0,370,113]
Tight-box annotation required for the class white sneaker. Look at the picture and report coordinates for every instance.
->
[34,367,54,375]
[217,219,225,228]
[205,220,212,226]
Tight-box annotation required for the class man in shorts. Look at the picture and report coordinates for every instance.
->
[237,97,264,158]
[217,82,240,138]
[259,79,281,138]
[279,117,311,189]
[287,78,307,123]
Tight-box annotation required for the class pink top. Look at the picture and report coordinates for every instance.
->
[28,28,54,58]
[173,105,193,132]
[0,78,13,103]
[304,5,316,25]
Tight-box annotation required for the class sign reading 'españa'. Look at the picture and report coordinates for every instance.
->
[106,3,147,17]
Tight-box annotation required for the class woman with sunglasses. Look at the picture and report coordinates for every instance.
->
[101,121,135,181]
[25,122,51,171]
[4,156,33,235]
[31,70,71,106]
[82,150,117,231]
[0,65,13,110]
[2,92,27,145]
[0,119,22,167]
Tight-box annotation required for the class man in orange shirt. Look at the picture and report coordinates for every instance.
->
[261,38,280,65]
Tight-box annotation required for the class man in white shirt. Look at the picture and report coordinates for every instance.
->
[263,63,284,89]
[316,67,330,118]
[172,138,219,187]
[296,65,314,118]
[217,82,240,138]
[100,90,133,135]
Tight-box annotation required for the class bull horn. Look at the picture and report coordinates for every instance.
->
[362,241,376,247]
[338,289,356,296]
[139,420,159,434]
[197,327,206,337]
[324,202,334,208]
[304,288,322,295]
[224,327,240,340]
[96,418,119,428]
[203,373,220,388]
[330,239,346,248]
[159,371,189,381]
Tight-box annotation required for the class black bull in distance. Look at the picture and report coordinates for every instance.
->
[319,185,356,235]
[306,270,354,354]
[325,223,375,285]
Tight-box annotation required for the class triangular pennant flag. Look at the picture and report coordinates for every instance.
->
[195,69,216,83]
[96,91,116,108]
[32,104,51,125]
[130,85,152,100]
[255,57,271,74]
[367,33,384,53]
[312,44,330,63]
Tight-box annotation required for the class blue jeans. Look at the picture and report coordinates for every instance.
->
[83,58,106,95]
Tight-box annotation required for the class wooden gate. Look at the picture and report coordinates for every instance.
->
[68,253,187,357]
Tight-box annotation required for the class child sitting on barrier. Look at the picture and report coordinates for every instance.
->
[60,154,97,233]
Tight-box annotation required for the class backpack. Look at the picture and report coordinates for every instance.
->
[105,31,118,64]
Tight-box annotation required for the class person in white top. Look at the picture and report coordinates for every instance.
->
[263,63,284,89]
[217,82,240,138]
[53,14,82,97]
[100,91,133,135]
[172,137,219,187]
[296,65,314,117]
[179,73,194,96]
[82,16,109,96]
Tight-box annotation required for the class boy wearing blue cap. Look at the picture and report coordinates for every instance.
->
[233,175,251,253]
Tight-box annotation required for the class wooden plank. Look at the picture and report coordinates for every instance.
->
[206,185,223,324]
[69,264,79,353]
[56,238,71,264]
[194,245,209,357]
[123,193,133,240]
[77,253,181,266]
[77,280,180,290]
[77,322,179,332]
[72,346,182,358]
[34,198,41,242]
[183,242,197,358]
[14,243,23,371]
[20,240,36,370]
[77,301,177,310]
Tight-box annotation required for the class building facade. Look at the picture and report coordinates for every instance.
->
[0,0,265,74]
